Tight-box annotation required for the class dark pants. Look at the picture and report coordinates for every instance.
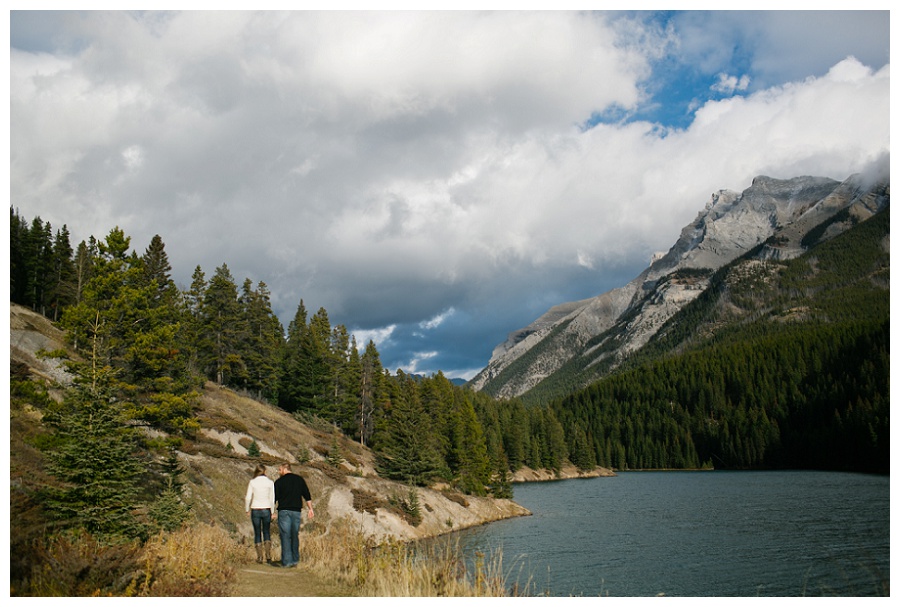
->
[251,508,272,543]
[278,510,302,566]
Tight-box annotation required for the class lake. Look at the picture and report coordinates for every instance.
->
[450,471,889,597]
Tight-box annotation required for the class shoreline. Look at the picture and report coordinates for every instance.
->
[510,464,617,483]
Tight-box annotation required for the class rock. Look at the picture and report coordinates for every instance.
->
[471,172,890,400]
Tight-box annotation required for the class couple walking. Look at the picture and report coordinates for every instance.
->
[245,462,314,568]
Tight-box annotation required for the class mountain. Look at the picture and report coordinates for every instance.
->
[469,172,890,405]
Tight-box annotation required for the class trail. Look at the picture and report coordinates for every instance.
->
[231,561,359,597]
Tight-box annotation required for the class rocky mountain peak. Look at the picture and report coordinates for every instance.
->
[470,171,889,399]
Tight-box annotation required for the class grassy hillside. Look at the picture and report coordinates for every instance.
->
[10,302,530,595]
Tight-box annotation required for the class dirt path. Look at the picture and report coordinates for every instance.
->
[231,562,360,597]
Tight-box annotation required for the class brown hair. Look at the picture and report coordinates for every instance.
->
[253,464,267,477]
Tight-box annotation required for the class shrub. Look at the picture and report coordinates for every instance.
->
[22,530,142,596]
[136,523,243,597]
[352,488,381,514]
[388,488,422,527]
[326,432,344,467]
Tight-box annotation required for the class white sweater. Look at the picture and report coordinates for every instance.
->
[245,474,276,512]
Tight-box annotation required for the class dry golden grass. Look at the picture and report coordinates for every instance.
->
[295,519,515,597]
[136,523,246,596]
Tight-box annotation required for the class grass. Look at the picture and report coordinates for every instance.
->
[15,518,520,597]
[297,519,519,596]
[136,523,246,596]
[14,523,246,597]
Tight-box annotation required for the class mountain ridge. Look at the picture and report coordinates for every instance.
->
[470,171,890,403]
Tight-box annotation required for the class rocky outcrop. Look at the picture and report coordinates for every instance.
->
[510,464,616,483]
[471,172,890,400]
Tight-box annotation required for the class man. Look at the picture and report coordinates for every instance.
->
[274,462,314,568]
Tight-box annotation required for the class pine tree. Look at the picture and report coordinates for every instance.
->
[278,299,309,413]
[238,279,283,401]
[72,238,97,305]
[41,341,147,541]
[10,207,27,304]
[60,229,198,432]
[141,234,173,295]
[303,307,335,414]
[147,477,193,534]
[449,393,492,495]
[46,225,75,320]
[374,372,444,486]
[356,339,383,446]
[199,264,244,386]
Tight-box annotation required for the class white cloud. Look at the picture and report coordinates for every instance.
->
[351,325,396,349]
[9,11,890,374]
[420,308,456,331]
[711,73,750,94]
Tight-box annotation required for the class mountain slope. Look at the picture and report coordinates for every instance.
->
[470,172,889,404]
[546,206,889,472]
[9,302,530,552]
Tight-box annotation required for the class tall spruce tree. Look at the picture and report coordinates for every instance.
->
[449,392,492,495]
[373,371,444,485]
[356,339,383,446]
[199,264,244,386]
[41,343,147,541]
[278,299,308,413]
[46,225,75,320]
[60,229,198,432]
[238,279,283,401]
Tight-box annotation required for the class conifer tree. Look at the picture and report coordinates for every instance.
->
[278,299,309,413]
[373,371,444,485]
[47,225,75,320]
[10,207,27,304]
[449,393,492,495]
[198,264,244,386]
[303,307,334,414]
[141,234,170,281]
[72,237,97,305]
[238,279,283,401]
[60,229,198,432]
[41,339,148,541]
[329,331,362,434]
[356,339,383,446]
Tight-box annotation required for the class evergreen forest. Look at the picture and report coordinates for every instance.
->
[9,199,890,544]
[547,206,890,473]
[10,208,575,513]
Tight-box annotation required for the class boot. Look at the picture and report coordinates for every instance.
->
[255,543,264,564]
[264,540,273,564]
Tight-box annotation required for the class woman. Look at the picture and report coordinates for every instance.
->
[245,464,276,563]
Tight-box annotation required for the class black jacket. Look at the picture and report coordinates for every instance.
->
[274,473,312,512]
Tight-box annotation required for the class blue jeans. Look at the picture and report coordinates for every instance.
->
[278,510,302,566]
[251,508,272,543]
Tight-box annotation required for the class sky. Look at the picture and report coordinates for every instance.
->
[7,8,892,380]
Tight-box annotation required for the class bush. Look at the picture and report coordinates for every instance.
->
[136,523,243,596]
[388,489,422,527]
[21,530,142,596]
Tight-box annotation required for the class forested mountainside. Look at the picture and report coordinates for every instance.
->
[472,172,889,407]
[541,194,890,473]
